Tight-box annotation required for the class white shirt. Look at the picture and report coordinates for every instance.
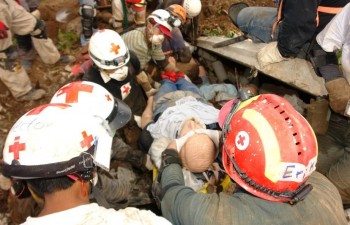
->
[147,96,219,139]
[22,203,171,225]
[316,3,350,84]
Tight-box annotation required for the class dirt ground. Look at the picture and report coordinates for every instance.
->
[0,0,275,223]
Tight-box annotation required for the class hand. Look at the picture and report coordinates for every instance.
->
[257,42,287,68]
[0,21,8,39]
[152,148,181,208]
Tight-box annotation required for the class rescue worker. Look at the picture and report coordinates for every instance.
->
[0,0,66,101]
[162,4,201,82]
[1,103,172,225]
[153,94,347,225]
[50,81,154,208]
[82,29,147,127]
[109,0,146,33]
[313,3,350,206]
[228,0,348,68]
[121,9,179,93]
[157,0,202,45]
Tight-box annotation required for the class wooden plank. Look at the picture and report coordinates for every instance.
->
[197,36,328,96]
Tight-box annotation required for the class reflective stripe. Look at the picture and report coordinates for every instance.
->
[317,6,343,14]
[316,6,343,27]
[271,0,284,39]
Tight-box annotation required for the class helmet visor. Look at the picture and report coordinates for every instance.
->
[107,98,132,130]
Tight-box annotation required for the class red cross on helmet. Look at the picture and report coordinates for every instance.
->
[89,29,130,70]
[50,81,131,131]
[2,103,114,179]
[220,94,318,204]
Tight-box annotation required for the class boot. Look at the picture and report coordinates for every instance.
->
[17,88,46,102]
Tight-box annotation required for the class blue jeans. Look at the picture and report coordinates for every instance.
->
[237,7,279,43]
[153,78,203,117]
[154,78,202,101]
[316,112,350,204]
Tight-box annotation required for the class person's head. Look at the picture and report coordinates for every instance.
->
[146,9,173,45]
[50,81,131,133]
[166,4,187,25]
[89,29,130,81]
[176,117,220,173]
[2,103,116,199]
[126,0,146,13]
[220,94,318,204]
[182,0,202,19]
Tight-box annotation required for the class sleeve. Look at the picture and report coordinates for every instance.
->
[277,0,318,57]
[316,3,350,52]
[160,164,221,225]
[128,50,142,75]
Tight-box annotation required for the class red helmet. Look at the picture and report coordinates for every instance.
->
[220,94,318,203]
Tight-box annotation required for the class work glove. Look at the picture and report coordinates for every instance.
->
[152,148,182,208]
[257,41,287,68]
[325,77,350,114]
[0,21,8,39]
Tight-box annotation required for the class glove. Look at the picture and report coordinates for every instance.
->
[257,42,287,68]
[0,21,8,39]
[325,77,350,114]
[152,148,181,208]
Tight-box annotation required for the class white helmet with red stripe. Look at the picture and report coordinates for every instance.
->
[2,103,114,179]
[50,81,131,131]
[220,94,318,204]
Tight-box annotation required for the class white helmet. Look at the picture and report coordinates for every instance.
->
[50,81,131,131]
[148,9,173,32]
[2,103,114,179]
[89,29,130,70]
[183,0,202,18]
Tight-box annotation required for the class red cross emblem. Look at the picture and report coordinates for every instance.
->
[105,94,112,101]
[9,136,26,160]
[121,83,131,100]
[235,131,249,151]
[110,43,120,55]
[237,135,246,146]
[80,131,94,149]
[56,82,94,103]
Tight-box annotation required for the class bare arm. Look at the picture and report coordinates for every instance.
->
[141,96,154,129]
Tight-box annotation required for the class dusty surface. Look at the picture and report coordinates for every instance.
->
[0,0,276,224]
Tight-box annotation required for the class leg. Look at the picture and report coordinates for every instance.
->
[237,7,278,43]
[79,0,97,44]
[317,113,350,204]
[175,77,201,95]
[154,78,178,101]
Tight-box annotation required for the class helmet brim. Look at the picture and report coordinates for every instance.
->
[108,98,132,130]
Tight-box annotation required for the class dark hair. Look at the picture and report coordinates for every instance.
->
[27,176,75,195]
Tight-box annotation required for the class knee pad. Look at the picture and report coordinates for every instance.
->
[31,19,47,39]
[79,4,97,39]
